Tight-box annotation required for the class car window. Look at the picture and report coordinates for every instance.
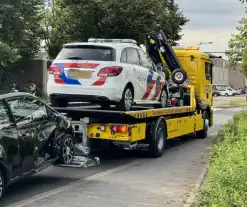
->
[56,45,114,61]
[138,49,154,69]
[7,96,48,127]
[120,48,127,63]
[126,48,141,66]
[0,101,13,130]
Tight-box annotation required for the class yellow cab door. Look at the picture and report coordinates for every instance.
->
[201,59,213,106]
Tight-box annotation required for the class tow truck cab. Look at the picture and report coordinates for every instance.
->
[174,46,213,107]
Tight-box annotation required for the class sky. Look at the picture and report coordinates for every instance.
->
[175,0,246,59]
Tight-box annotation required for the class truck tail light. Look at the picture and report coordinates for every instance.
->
[97,66,123,77]
[110,125,128,133]
[49,65,62,75]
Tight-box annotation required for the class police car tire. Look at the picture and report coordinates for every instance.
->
[154,87,168,108]
[148,118,167,158]
[117,86,133,111]
[171,69,187,85]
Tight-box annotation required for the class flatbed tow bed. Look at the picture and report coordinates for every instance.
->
[52,30,214,168]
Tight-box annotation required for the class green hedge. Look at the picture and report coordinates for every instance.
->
[196,111,247,207]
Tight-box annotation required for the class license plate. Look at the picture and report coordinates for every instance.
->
[68,69,92,79]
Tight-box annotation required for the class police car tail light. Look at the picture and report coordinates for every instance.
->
[49,65,62,75]
[97,66,123,77]
[110,125,128,133]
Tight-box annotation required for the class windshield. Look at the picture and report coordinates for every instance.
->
[56,45,114,61]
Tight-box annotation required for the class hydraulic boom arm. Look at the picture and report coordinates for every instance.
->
[145,30,187,85]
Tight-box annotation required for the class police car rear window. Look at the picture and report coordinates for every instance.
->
[56,45,114,61]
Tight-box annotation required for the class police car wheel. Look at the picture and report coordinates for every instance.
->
[171,69,187,85]
[117,86,134,111]
[159,88,168,108]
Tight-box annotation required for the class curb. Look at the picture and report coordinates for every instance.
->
[183,164,208,207]
[183,131,218,207]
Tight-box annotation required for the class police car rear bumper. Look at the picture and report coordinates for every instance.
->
[47,84,122,103]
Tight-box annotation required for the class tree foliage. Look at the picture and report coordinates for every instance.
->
[47,0,188,59]
[0,0,45,62]
[0,41,20,68]
[227,8,247,76]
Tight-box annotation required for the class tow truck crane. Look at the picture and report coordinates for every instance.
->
[54,30,213,168]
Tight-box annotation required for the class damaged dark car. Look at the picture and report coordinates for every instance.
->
[0,92,75,199]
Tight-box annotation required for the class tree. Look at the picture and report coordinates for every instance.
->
[0,41,20,85]
[0,42,20,68]
[227,8,247,76]
[0,0,46,60]
[47,0,188,58]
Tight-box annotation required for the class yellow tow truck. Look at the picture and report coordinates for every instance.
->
[54,30,213,167]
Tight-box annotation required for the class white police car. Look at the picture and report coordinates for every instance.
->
[47,39,168,111]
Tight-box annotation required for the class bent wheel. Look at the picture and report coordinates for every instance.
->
[59,134,74,164]
[148,118,167,158]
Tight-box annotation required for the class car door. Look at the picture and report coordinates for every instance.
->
[0,101,21,178]
[137,49,163,101]
[6,95,54,172]
[124,47,145,101]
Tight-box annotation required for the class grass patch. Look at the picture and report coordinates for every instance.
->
[214,98,247,108]
[195,110,247,207]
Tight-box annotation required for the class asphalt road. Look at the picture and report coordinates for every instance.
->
[2,106,247,207]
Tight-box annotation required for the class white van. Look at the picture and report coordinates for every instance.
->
[213,84,231,90]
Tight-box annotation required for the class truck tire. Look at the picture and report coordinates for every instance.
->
[148,118,167,158]
[196,112,209,139]
[0,169,5,200]
[59,134,74,164]
[50,98,68,108]
[171,69,187,85]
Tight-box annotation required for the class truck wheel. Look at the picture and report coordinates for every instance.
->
[59,134,74,164]
[0,170,5,200]
[50,98,68,108]
[196,112,209,139]
[225,93,229,97]
[148,118,167,158]
[171,69,187,85]
[117,86,133,111]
